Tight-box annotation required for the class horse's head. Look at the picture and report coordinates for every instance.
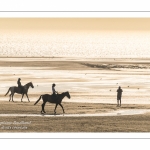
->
[29,82,34,88]
[65,91,71,99]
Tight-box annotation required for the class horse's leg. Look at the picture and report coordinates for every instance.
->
[59,103,65,114]
[41,102,46,114]
[9,94,11,102]
[25,93,30,102]
[12,94,14,102]
[54,103,58,114]
[21,94,24,102]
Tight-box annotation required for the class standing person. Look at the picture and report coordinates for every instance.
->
[52,83,58,100]
[117,86,123,107]
[17,78,23,93]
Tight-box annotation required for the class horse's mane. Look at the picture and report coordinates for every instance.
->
[59,91,69,95]
[25,82,32,85]
[23,82,33,87]
[62,91,68,94]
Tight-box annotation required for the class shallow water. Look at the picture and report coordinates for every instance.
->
[0,109,149,117]
[1,32,150,58]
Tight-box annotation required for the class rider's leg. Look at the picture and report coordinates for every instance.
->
[120,98,121,106]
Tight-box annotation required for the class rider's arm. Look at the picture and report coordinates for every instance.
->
[52,87,57,93]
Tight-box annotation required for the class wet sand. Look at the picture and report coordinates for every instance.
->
[0,109,150,117]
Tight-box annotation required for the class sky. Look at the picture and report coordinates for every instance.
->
[0,18,150,32]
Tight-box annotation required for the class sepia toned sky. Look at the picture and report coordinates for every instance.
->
[0,18,150,58]
[0,18,150,31]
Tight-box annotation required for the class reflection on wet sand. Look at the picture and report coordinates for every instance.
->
[0,109,149,117]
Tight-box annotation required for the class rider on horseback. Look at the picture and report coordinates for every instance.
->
[17,78,24,93]
[52,83,58,100]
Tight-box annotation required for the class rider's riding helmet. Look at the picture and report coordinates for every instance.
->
[52,83,56,87]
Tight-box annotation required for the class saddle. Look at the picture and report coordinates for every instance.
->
[52,93,58,101]
[19,86,24,93]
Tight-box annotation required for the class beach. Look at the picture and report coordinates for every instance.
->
[0,57,150,132]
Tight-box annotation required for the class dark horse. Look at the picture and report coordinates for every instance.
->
[34,91,71,114]
[5,82,34,102]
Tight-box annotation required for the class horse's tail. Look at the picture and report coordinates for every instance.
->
[34,95,42,105]
[5,87,11,96]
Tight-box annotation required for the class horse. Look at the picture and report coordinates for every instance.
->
[34,91,71,114]
[5,82,34,102]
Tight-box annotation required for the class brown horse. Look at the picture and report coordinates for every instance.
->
[5,82,34,102]
[34,91,71,114]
